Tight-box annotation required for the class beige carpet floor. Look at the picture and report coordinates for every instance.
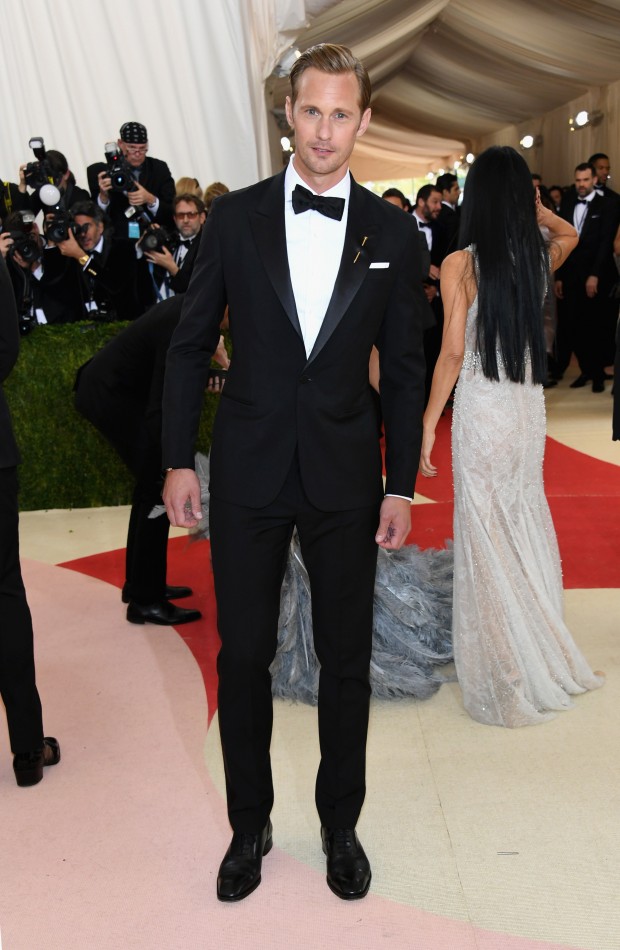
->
[1,366,618,950]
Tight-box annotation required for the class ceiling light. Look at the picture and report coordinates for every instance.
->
[569,110,603,131]
[465,153,475,164]
[272,47,301,78]
[519,134,542,149]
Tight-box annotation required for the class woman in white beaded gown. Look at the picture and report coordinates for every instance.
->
[419,146,604,727]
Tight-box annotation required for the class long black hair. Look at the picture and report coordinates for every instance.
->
[458,146,548,384]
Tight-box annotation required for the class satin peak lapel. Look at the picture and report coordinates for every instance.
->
[307,182,378,364]
[249,174,302,341]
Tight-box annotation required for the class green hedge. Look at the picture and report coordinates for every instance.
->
[5,322,219,511]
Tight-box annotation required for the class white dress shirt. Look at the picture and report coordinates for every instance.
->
[285,156,350,357]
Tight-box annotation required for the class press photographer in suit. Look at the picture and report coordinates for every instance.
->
[162,45,428,903]
[87,122,176,240]
[138,193,206,300]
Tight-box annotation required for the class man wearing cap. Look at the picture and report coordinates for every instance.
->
[87,122,176,240]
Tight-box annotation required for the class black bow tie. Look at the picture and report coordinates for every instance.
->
[292,184,345,221]
[417,221,431,229]
[577,198,589,204]
[178,239,193,247]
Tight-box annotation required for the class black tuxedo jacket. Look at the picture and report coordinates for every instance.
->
[163,171,429,511]
[0,255,21,468]
[169,233,202,294]
[87,156,176,238]
[436,203,460,256]
[78,234,149,320]
[556,193,617,291]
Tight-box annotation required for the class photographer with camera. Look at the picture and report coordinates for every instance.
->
[53,199,151,321]
[1,179,32,226]
[87,122,175,240]
[138,193,206,300]
[1,211,82,329]
[27,149,90,219]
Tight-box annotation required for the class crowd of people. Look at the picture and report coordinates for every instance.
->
[381,153,620,398]
[0,123,228,331]
[0,42,614,906]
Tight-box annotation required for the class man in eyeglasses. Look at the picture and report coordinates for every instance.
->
[140,193,206,299]
[86,121,176,239]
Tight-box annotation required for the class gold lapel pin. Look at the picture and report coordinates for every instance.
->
[353,236,368,264]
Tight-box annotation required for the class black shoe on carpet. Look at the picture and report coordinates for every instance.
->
[217,821,273,902]
[13,738,61,787]
[126,600,202,625]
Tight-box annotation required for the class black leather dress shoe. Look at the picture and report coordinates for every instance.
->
[122,584,193,604]
[569,374,589,388]
[592,379,605,393]
[126,600,202,625]
[13,737,61,787]
[321,827,371,900]
[217,820,273,902]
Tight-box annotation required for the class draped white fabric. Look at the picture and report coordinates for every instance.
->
[0,0,306,192]
[2,0,620,195]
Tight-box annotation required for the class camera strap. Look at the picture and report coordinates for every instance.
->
[2,181,12,215]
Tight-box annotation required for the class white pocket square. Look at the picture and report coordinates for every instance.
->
[369,261,389,269]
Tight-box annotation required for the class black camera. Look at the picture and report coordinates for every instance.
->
[24,136,54,190]
[104,142,138,193]
[7,211,42,264]
[139,224,177,253]
[43,212,88,244]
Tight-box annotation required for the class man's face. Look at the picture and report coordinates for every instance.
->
[285,68,371,192]
[419,191,442,221]
[74,215,104,252]
[118,139,149,169]
[174,200,205,239]
[444,181,460,205]
[574,168,596,198]
[592,157,610,184]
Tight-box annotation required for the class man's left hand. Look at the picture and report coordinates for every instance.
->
[128,183,156,206]
[375,496,411,550]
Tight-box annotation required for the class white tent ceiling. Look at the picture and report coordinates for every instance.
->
[270,0,620,179]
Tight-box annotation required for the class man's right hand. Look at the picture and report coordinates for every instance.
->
[162,468,203,527]
[0,232,13,258]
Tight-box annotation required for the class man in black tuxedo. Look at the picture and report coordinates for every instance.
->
[87,122,176,240]
[0,254,60,786]
[413,184,446,402]
[435,172,461,255]
[162,44,428,903]
[554,162,618,391]
[139,193,206,299]
[55,200,150,320]
[74,295,211,625]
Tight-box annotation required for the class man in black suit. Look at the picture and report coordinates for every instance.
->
[139,193,206,299]
[55,200,150,320]
[74,295,211,625]
[87,122,176,240]
[1,212,83,327]
[413,184,445,401]
[162,44,428,903]
[0,254,60,786]
[435,172,461,255]
[554,162,618,391]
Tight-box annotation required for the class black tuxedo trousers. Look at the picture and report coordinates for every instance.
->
[211,452,381,832]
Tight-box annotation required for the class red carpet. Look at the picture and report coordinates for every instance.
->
[60,413,619,719]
